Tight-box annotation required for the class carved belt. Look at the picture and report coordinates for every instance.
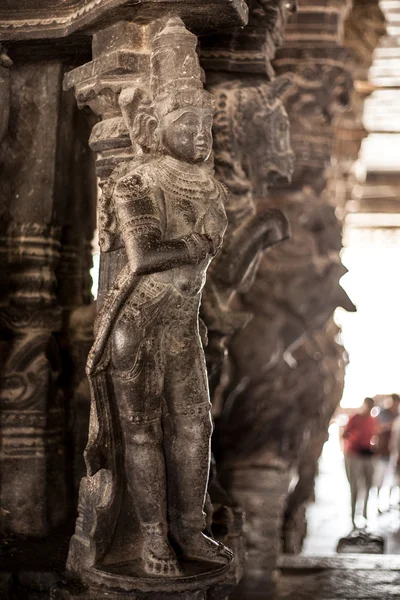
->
[124,277,170,317]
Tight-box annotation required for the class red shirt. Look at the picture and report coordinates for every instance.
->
[343,413,376,455]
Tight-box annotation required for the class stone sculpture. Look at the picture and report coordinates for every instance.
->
[200,0,296,410]
[201,0,356,588]
[67,18,233,592]
[197,3,296,594]
[201,78,293,397]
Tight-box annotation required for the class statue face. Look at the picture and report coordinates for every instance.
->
[241,88,294,187]
[161,108,213,164]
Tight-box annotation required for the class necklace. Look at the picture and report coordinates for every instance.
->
[155,156,221,204]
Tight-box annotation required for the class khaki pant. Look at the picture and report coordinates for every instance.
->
[345,452,374,526]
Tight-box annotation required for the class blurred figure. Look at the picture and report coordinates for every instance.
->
[375,393,400,512]
[389,399,400,505]
[342,397,377,528]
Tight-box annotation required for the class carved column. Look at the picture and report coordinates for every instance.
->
[0,58,85,535]
[282,0,386,553]
[0,45,11,144]
[203,0,356,588]
[198,1,296,595]
[200,0,295,401]
[61,5,247,600]
[269,4,356,551]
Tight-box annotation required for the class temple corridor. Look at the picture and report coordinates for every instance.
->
[2,0,400,598]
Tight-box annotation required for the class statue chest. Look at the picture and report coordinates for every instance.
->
[161,186,224,241]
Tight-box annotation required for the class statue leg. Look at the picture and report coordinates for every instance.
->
[111,315,182,577]
[163,313,232,567]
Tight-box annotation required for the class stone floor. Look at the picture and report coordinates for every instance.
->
[4,429,400,599]
[276,555,400,599]
[270,427,400,599]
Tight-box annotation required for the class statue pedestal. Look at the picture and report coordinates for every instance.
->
[53,582,208,600]
[52,564,233,600]
[80,562,231,594]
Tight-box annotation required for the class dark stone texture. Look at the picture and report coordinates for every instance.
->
[0,28,96,544]
[198,3,296,592]
[202,0,356,588]
[0,0,248,41]
[0,60,69,537]
[64,14,237,598]
[0,2,394,600]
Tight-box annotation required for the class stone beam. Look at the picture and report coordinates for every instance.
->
[0,0,248,41]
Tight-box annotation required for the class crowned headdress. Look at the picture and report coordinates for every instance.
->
[150,17,215,117]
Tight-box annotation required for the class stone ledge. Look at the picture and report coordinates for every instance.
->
[0,0,248,41]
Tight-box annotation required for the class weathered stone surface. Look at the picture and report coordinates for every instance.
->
[198,1,296,593]
[276,559,400,599]
[64,14,236,599]
[1,2,398,600]
[207,0,355,583]
[0,4,96,549]
[0,45,12,144]
[0,0,248,41]
[0,60,79,536]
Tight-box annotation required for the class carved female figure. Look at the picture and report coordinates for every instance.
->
[67,18,231,586]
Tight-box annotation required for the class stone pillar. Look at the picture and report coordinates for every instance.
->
[0,49,97,535]
[61,5,248,600]
[0,45,11,143]
[335,0,386,215]
[205,0,357,589]
[0,59,70,535]
[198,1,296,595]
[283,0,387,553]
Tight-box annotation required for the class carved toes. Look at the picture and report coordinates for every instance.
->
[143,551,183,577]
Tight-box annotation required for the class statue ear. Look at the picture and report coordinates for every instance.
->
[119,86,159,152]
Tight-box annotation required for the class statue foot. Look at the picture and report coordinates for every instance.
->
[142,550,183,577]
[141,524,183,577]
[171,529,233,567]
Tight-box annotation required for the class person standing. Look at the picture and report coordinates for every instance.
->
[375,393,400,512]
[343,397,377,528]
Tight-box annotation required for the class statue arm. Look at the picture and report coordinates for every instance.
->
[114,172,213,275]
[124,230,211,275]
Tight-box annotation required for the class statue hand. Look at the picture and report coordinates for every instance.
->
[183,233,216,262]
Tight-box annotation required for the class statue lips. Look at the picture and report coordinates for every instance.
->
[194,143,210,161]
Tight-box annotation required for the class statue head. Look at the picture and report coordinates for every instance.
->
[248,0,297,46]
[119,17,215,164]
[274,49,353,187]
[237,78,295,188]
[210,74,294,196]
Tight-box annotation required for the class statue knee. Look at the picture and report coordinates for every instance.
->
[175,411,213,441]
[124,419,163,447]
[111,317,143,373]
